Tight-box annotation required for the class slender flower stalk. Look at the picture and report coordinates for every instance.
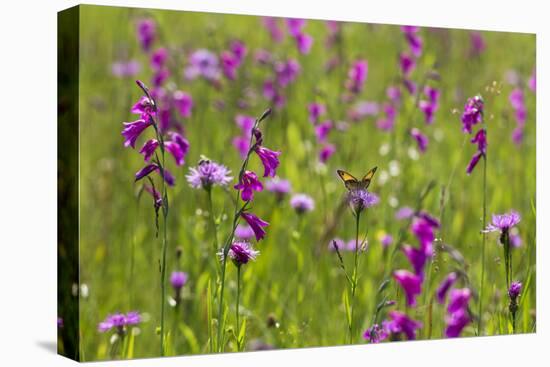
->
[484,211,521,290]
[216,108,274,352]
[336,186,378,344]
[236,265,242,351]
[460,94,487,335]
[508,281,522,333]
[206,187,219,254]
[478,154,487,334]
[121,80,187,356]
[349,210,361,344]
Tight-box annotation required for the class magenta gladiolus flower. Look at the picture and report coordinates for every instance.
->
[315,121,332,142]
[162,169,175,186]
[445,308,470,338]
[131,96,156,119]
[135,163,159,182]
[290,193,315,214]
[235,115,255,133]
[444,287,471,338]
[469,31,486,57]
[436,272,458,304]
[186,159,232,189]
[152,68,169,87]
[509,88,526,122]
[122,119,153,148]
[234,170,264,202]
[151,47,168,70]
[416,211,440,228]
[145,184,162,209]
[402,244,430,278]
[403,79,417,95]
[346,60,368,94]
[393,270,422,307]
[319,143,336,163]
[137,19,155,51]
[376,103,397,131]
[411,217,437,249]
[164,140,186,166]
[410,128,429,153]
[484,210,521,233]
[254,146,281,177]
[418,86,440,124]
[275,59,301,87]
[169,132,190,156]
[399,52,416,76]
[221,51,239,80]
[447,288,471,314]
[170,271,188,290]
[233,135,251,158]
[230,40,247,63]
[221,241,260,267]
[139,139,159,162]
[461,95,484,133]
[308,102,327,124]
[241,212,269,241]
[466,128,487,175]
[386,311,422,340]
[286,18,306,36]
[295,33,313,54]
[528,69,536,92]
[263,17,284,43]
[471,128,487,153]
[402,26,423,57]
[173,91,193,118]
[466,151,482,175]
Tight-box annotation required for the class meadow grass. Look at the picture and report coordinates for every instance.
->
[70,5,536,360]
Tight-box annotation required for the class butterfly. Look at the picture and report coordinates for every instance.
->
[337,167,378,191]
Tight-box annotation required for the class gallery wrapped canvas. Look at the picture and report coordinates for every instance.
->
[58,4,536,362]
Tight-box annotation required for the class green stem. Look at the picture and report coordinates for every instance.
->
[206,188,219,254]
[159,207,167,356]
[349,210,361,344]
[215,109,270,352]
[477,155,487,335]
[236,265,242,351]
[217,204,246,352]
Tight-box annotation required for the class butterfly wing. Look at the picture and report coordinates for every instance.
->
[337,169,361,191]
[360,166,378,189]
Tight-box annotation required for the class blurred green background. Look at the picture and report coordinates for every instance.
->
[70,4,535,361]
